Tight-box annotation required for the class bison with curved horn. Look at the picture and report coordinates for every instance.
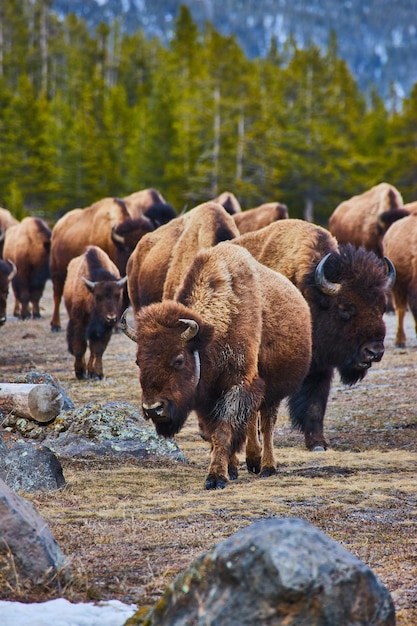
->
[64,246,127,380]
[122,242,312,490]
[233,218,396,451]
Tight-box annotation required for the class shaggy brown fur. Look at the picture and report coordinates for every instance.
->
[233,219,394,451]
[3,217,51,319]
[233,202,289,234]
[328,182,408,257]
[123,188,176,227]
[123,242,312,490]
[382,213,417,347]
[64,246,126,380]
[212,191,242,214]
[50,197,153,331]
[126,202,240,313]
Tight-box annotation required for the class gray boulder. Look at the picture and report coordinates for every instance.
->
[0,432,66,493]
[0,477,71,588]
[136,517,395,626]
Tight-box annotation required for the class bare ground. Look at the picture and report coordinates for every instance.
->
[0,281,416,624]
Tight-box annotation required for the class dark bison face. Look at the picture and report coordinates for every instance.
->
[307,245,395,385]
[83,276,127,329]
[121,305,214,438]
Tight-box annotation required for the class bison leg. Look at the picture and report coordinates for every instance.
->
[258,404,279,477]
[228,453,240,481]
[87,332,112,380]
[205,422,233,490]
[66,320,87,379]
[50,273,66,331]
[392,287,408,347]
[288,368,332,451]
[246,412,262,474]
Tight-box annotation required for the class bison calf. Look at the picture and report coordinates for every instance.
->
[63,246,127,380]
[122,242,312,490]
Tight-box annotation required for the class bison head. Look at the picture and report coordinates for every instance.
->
[121,303,214,438]
[82,275,127,328]
[305,244,395,384]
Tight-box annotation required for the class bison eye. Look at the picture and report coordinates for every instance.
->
[172,353,185,369]
[338,303,357,321]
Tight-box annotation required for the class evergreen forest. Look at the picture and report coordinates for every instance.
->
[1,1,417,224]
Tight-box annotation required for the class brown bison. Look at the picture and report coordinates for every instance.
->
[0,259,17,325]
[123,188,177,227]
[50,197,154,331]
[0,207,19,257]
[233,202,289,234]
[3,217,51,319]
[233,219,395,451]
[382,212,417,347]
[122,242,312,489]
[64,245,127,380]
[212,191,242,215]
[127,201,240,313]
[328,182,408,257]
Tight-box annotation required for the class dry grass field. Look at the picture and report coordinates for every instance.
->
[0,280,416,624]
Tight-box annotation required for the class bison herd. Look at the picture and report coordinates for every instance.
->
[0,182,414,489]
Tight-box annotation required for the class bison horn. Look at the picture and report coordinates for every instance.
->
[179,318,199,343]
[120,308,138,343]
[384,256,396,289]
[82,276,97,292]
[6,259,17,281]
[116,275,128,288]
[111,225,126,245]
[315,253,341,295]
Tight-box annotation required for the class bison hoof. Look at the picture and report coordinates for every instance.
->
[75,371,86,380]
[260,466,277,478]
[205,474,228,490]
[228,464,239,481]
[51,326,62,333]
[246,457,261,474]
[312,445,326,452]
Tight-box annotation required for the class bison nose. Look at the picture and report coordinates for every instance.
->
[0,317,6,326]
[142,401,165,420]
[105,314,117,325]
[363,344,384,363]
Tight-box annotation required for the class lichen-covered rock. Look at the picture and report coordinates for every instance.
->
[129,518,395,626]
[43,402,187,462]
[0,431,66,493]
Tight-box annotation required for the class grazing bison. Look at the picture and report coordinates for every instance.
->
[0,207,19,257]
[122,242,312,489]
[233,202,289,234]
[328,182,408,257]
[2,217,51,319]
[212,191,242,215]
[123,188,177,227]
[64,246,127,380]
[0,259,17,325]
[382,213,417,347]
[50,197,154,331]
[127,201,240,313]
[233,219,395,451]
